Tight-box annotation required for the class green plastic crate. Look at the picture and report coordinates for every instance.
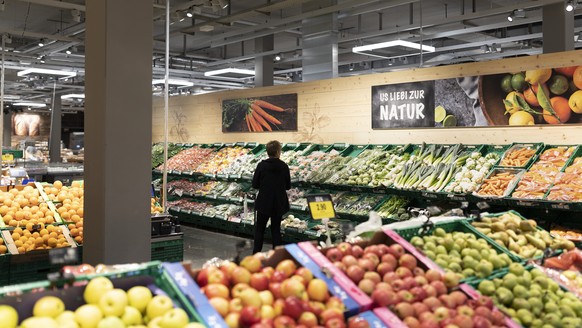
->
[0,254,10,286]
[151,236,184,263]
[393,219,520,283]
[9,247,83,285]
[496,142,543,169]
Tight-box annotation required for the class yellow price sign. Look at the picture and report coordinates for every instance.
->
[306,194,336,220]
[1,154,14,161]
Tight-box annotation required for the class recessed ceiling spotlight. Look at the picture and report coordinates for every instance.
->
[566,0,575,11]
[39,55,46,63]
[65,47,72,55]
[38,38,47,47]
[348,63,355,71]
[508,8,525,22]
[186,8,193,17]
[274,53,282,61]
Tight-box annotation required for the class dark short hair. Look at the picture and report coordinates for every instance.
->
[266,140,282,157]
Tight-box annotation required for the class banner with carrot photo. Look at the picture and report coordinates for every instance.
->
[222,94,298,132]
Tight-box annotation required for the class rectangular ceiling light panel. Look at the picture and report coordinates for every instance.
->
[151,79,194,87]
[17,68,77,78]
[14,102,47,108]
[204,68,255,78]
[353,40,435,59]
[61,94,85,99]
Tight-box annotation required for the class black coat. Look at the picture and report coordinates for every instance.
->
[252,157,291,217]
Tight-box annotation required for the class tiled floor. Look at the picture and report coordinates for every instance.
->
[181,225,272,268]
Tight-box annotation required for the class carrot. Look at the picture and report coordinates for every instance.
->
[253,99,285,112]
[251,110,272,131]
[251,104,282,125]
[247,112,263,132]
[246,114,253,132]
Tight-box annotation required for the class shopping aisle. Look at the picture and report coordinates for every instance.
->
[181,225,271,268]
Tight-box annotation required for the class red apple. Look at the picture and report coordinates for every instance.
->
[371,288,400,307]
[358,279,375,295]
[281,278,306,299]
[439,295,457,309]
[381,253,398,266]
[382,272,398,283]
[352,245,364,258]
[422,296,442,311]
[225,312,241,328]
[362,253,380,267]
[205,283,230,299]
[337,242,353,256]
[283,296,303,320]
[410,286,428,302]
[326,248,343,262]
[232,267,252,285]
[403,317,421,328]
[403,276,418,288]
[443,272,460,289]
[240,255,263,273]
[449,292,468,308]
[250,323,272,328]
[474,306,492,321]
[377,262,396,277]
[490,310,505,326]
[377,244,390,256]
[395,267,413,279]
[201,267,229,287]
[347,316,371,328]
[295,267,314,284]
[391,279,406,291]
[394,302,415,319]
[412,302,430,316]
[434,307,450,322]
[476,296,494,310]
[196,267,212,286]
[333,262,346,271]
[269,282,283,299]
[309,301,326,317]
[419,320,439,328]
[357,259,375,272]
[425,269,442,283]
[414,275,428,286]
[230,298,244,313]
[387,244,405,259]
[423,284,438,298]
[413,267,425,276]
[290,275,307,287]
[419,311,437,323]
[262,267,275,280]
[221,262,238,280]
[273,315,296,328]
[472,315,492,328]
[456,305,474,317]
[298,312,318,327]
[453,314,473,328]
[325,297,345,312]
[397,290,415,303]
[364,245,379,256]
[430,281,448,296]
[273,299,285,316]
[363,271,381,284]
[375,282,392,291]
[346,265,365,284]
[341,255,358,268]
[271,271,287,283]
[232,283,251,298]
[398,254,418,270]
[250,273,270,291]
[209,297,230,317]
[325,318,346,328]
[319,308,343,324]
[240,306,261,327]
[276,260,298,278]
[307,279,329,302]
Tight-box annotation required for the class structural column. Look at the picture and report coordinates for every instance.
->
[3,113,10,148]
[301,0,338,82]
[48,95,61,163]
[542,3,574,53]
[84,0,152,264]
[255,35,274,87]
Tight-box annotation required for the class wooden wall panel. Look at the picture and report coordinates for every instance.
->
[152,50,582,145]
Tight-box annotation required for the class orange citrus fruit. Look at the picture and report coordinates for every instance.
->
[574,66,582,90]
[555,66,578,78]
[544,96,571,124]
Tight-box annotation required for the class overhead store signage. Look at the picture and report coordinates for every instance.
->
[372,81,435,128]
[371,65,582,128]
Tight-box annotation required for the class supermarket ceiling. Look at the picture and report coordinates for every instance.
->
[1,0,582,110]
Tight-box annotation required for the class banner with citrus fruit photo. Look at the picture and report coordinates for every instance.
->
[222,94,298,132]
[372,65,582,128]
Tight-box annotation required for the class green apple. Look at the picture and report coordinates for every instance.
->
[159,308,189,328]
[75,304,103,328]
[84,277,114,305]
[146,295,174,320]
[99,289,128,317]
[0,305,18,328]
[20,317,59,328]
[33,295,65,318]
[97,316,125,328]
[122,306,143,326]
[57,310,79,328]
[127,286,153,313]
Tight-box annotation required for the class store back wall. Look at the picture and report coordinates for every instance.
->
[152,50,582,145]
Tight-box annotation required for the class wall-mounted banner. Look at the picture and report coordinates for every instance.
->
[372,81,435,128]
[372,65,582,128]
[222,93,298,132]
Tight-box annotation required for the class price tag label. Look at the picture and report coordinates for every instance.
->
[2,154,14,161]
[306,194,336,220]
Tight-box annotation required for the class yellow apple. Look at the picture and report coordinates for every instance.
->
[127,286,153,313]
[20,317,59,328]
[121,306,143,326]
[99,289,128,317]
[75,304,103,328]
[97,316,125,328]
[158,308,189,328]
[57,310,79,328]
[33,296,65,318]
[146,295,174,320]
[0,305,18,328]
[84,277,114,305]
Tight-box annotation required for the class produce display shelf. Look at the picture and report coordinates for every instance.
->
[340,144,368,157]
[151,233,184,263]
[539,144,582,210]
[496,142,543,169]
[470,167,525,206]
[391,219,521,282]
[325,142,350,153]
[8,247,83,285]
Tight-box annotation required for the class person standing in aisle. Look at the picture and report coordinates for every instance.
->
[252,140,291,254]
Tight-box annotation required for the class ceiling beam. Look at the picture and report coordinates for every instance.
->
[17,0,85,11]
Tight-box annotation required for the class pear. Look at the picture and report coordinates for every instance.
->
[496,287,514,306]
[542,313,561,327]
[502,273,519,290]
[509,262,525,276]
[478,280,496,296]
[513,285,529,299]
[517,309,534,326]
[476,261,494,279]
[512,298,531,311]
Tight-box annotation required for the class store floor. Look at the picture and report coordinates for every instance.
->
[182,225,271,268]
